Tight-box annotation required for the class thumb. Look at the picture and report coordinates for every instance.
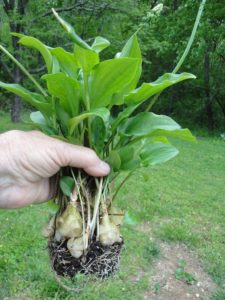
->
[53,140,110,177]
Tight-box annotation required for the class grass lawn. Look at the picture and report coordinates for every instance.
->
[0,115,224,299]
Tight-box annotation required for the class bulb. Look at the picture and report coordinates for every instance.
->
[55,202,82,241]
[99,214,122,246]
[67,234,88,259]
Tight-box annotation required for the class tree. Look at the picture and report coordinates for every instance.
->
[2,0,29,122]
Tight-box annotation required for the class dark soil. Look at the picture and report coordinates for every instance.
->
[48,238,123,279]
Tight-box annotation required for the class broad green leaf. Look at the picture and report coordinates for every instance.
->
[89,57,140,108]
[107,150,121,171]
[69,107,110,135]
[0,81,52,116]
[51,47,78,79]
[118,138,179,170]
[42,73,80,116]
[119,112,181,137]
[124,73,196,105]
[140,142,179,166]
[149,128,197,143]
[74,45,99,73]
[112,34,142,105]
[59,176,75,196]
[12,33,52,73]
[91,36,110,53]
[52,9,91,50]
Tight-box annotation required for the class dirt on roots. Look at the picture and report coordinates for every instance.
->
[48,238,124,279]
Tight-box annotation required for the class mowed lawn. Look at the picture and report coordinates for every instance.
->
[0,113,225,299]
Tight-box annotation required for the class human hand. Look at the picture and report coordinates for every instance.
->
[0,130,110,209]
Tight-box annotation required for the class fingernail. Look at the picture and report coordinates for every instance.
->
[99,161,110,174]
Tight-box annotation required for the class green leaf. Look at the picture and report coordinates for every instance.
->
[12,33,52,73]
[52,55,60,73]
[149,128,197,143]
[91,36,110,53]
[112,34,142,105]
[107,150,121,172]
[118,112,181,137]
[118,137,179,171]
[124,73,196,105]
[140,142,179,166]
[69,107,110,135]
[42,73,80,116]
[55,100,70,135]
[89,57,140,108]
[91,117,106,154]
[118,145,139,170]
[0,81,52,116]
[29,111,57,135]
[52,9,91,50]
[59,176,75,196]
[30,111,47,125]
[51,47,78,79]
[120,33,142,60]
[74,45,99,73]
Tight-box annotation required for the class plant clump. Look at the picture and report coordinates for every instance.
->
[0,8,196,281]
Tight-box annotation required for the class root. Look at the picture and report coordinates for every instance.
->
[49,238,123,279]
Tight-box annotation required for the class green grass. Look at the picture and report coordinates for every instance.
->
[0,110,31,132]
[0,116,225,299]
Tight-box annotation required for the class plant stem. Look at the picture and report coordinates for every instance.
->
[172,0,207,73]
[83,72,92,147]
[90,177,103,238]
[145,0,206,112]
[0,45,47,97]
[112,171,134,201]
[71,169,86,249]
[52,96,57,129]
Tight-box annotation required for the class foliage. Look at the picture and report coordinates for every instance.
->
[0,10,196,179]
[0,1,224,131]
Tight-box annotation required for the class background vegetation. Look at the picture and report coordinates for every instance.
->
[0,0,225,132]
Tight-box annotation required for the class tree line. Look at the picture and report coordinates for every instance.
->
[0,0,224,132]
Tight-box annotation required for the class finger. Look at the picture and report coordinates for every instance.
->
[54,142,110,177]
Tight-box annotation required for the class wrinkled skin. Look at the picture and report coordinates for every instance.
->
[0,130,110,209]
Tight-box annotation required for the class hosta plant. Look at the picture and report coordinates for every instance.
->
[0,9,196,280]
